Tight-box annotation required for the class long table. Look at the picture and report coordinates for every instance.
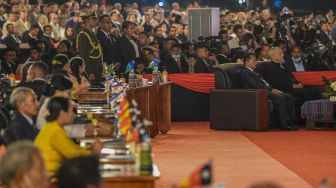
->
[79,137,160,188]
[77,82,172,138]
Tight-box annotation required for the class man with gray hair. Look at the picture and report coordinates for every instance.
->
[6,87,40,143]
[0,141,49,188]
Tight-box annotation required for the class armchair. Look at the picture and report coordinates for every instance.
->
[210,63,268,131]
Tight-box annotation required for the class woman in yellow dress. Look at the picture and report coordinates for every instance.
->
[34,97,102,181]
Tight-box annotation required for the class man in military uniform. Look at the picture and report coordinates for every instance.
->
[76,12,103,86]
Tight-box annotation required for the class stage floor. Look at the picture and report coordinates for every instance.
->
[152,122,336,188]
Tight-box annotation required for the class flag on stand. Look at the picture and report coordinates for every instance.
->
[126,60,135,73]
[116,99,132,135]
[180,161,213,188]
[126,127,140,143]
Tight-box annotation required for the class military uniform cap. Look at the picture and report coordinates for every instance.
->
[80,12,97,21]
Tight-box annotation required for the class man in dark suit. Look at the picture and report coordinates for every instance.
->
[216,42,232,64]
[6,87,40,143]
[241,53,297,131]
[319,22,336,46]
[0,48,18,75]
[96,15,118,67]
[285,46,310,72]
[3,23,21,55]
[161,44,188,73]
[76,12,103,86]
[117,21,144,74]
[16,62,48,100]
[40,25,57,58]
[111,10,122,36]
[22,25,40,46]
[194,46,218,73]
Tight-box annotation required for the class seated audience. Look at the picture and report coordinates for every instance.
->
[6,87,40,143]
[0,141,49,188]
[34,97,103,180]
[57,156,102,188]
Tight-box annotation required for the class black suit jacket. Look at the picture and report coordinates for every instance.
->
[3,35,20,53]
[217,54,231,64]
[16,79,47,100]
[96,29,117,65]
[194,57,212,73]
[161,55,188,74]
[7,111,38,142]
[319,31,333,45]
[22,31,39,46]
[0,60,18,75]
[285,57,310,72]
[240,67,272,90]
[116,35,142,73]
[41,35,57,57]
[256,61,295,93]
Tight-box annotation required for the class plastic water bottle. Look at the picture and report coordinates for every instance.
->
[152,59,159,85]
[139,142,153,176]
[128,61,136,87]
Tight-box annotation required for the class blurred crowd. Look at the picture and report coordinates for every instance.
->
[0,0,335,80]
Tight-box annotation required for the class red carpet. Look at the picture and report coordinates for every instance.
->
[242,130,336,188]
[152,122,314,188]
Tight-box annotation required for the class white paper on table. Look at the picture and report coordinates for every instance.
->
[152,164,160,178]
[101,148,116,155]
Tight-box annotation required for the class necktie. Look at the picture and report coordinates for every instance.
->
[107,33,111,41]
[12,35,21,44]
[255,72,270,86]
[176,61,182,72]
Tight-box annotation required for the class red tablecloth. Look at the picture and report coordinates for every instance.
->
[292,71,336,85]
[144,73,215,93]
[144,72,336,94]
